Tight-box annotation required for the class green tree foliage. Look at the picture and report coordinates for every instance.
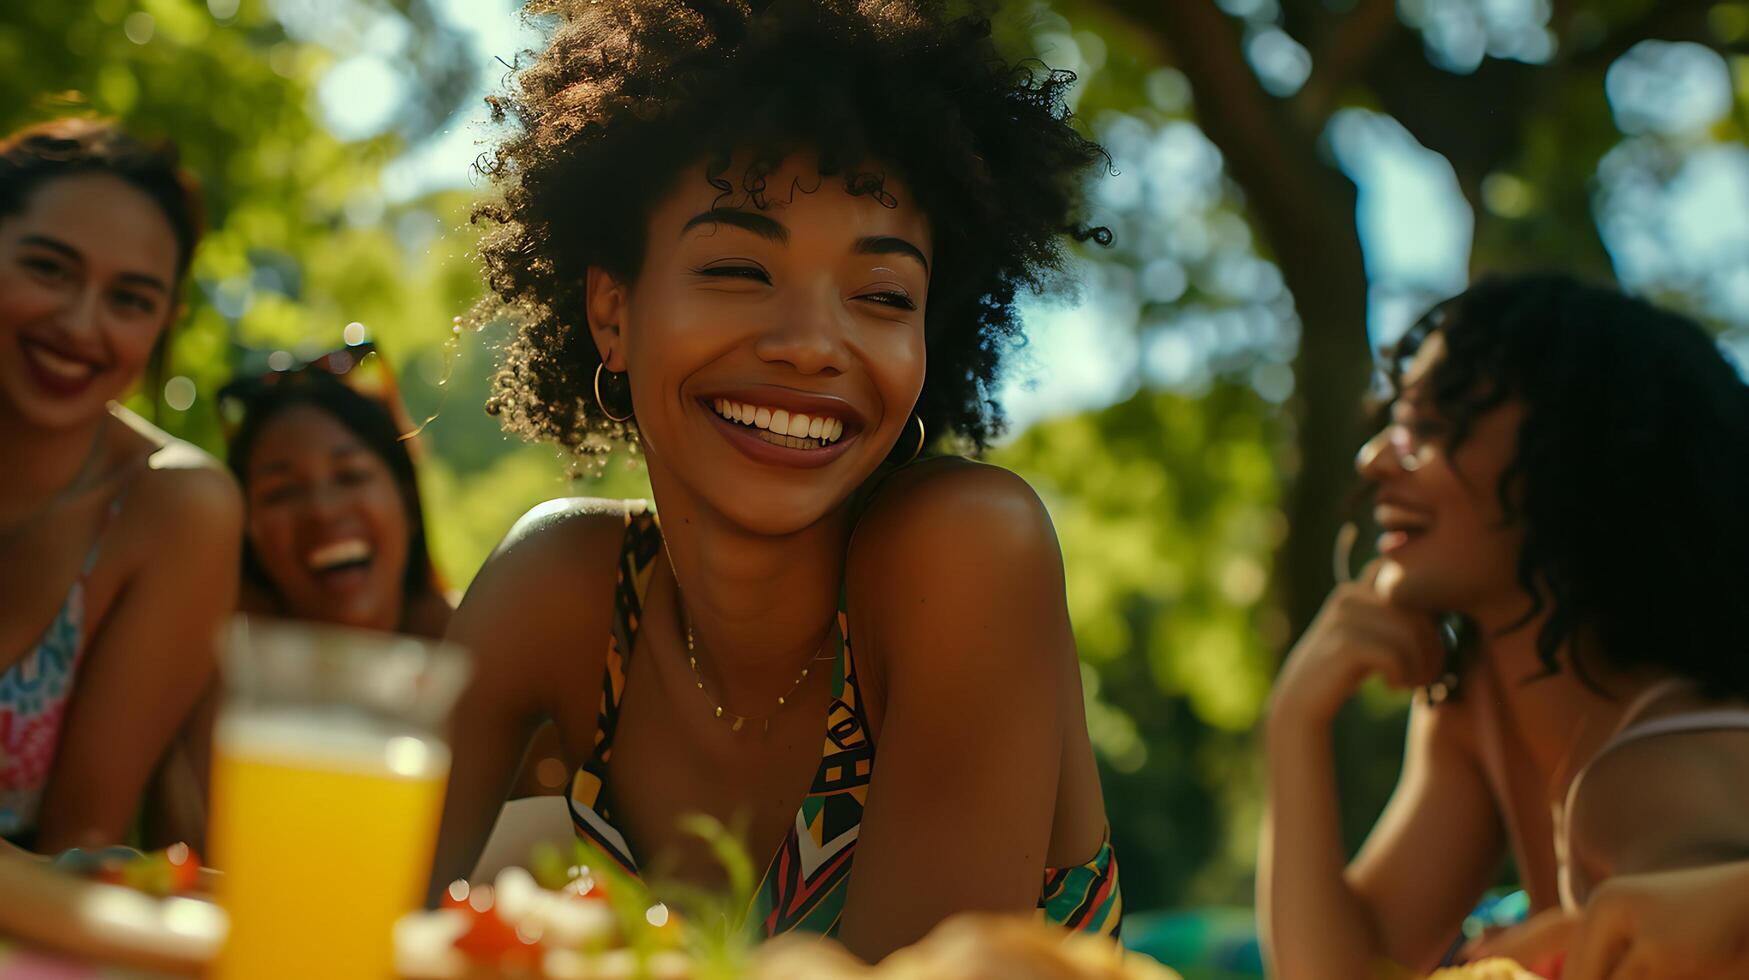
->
[994,383,1284,908]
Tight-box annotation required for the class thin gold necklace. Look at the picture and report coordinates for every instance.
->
[0,422,107,549]
[679,600,836,734]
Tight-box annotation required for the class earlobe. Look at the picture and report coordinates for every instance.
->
[586,266,628,371]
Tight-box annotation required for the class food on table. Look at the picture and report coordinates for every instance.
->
[397,863,692,979]
[54,842,204,896]
[1424,958,1547,979]
[755,913,1181,980]
[0,846,223,974]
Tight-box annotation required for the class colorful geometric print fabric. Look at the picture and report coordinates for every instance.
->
[568,506,1122,940]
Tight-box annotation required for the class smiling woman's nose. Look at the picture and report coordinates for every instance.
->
[1356,429,1393,480]
[55,285,102,337]
[754,296,851,375]
[305,481,347,519]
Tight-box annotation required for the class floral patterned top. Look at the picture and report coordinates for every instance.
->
[0,483,130,846]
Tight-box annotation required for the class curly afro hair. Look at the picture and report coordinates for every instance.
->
[1389,273,1749,699]
[474,0,1110,453]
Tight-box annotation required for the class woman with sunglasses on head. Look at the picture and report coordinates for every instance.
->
[1259,274,1749,978]
[0,118,240,853]
[223,358,450,640]
[428,0,1118,959]
[222,356,575,801]
[222,365,590,806]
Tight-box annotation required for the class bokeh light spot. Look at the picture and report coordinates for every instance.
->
[123,12,155,45]
[164,376,197,412]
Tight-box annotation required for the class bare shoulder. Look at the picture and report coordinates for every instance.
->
[455,498,646,634]
[851,458,1058,574]
[101,417,241,556]
[1571,714,1749,873]
[847,460,1070,695]
[450,498,645,719]
[487,497,647,579]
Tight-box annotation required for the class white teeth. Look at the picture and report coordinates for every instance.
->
[709,400,846,445]
[29,344,97,380]
[307,538,372,571]
[753,429,828,450]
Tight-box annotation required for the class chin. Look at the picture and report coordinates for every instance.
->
[673,455,868,537]
[709,490,846,538]
[1373,562,1452,612]
[0,382,114,430]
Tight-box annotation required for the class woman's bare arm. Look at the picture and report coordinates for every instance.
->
[35,467,241,853]
[425,502,624,902]
[1262,694,1507,978]
[837,462,1073,961]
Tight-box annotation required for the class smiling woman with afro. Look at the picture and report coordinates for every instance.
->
[431,0,1123,962]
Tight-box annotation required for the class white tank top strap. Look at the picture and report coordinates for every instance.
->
[1608,677,1693,736]
[1559,678,1690,824]
[1557,679,1749,910]
[1609,710,1749,746]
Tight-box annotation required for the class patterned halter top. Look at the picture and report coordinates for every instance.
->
[567,506,1123,939]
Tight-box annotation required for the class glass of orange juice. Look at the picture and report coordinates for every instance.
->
[207,618,470,980]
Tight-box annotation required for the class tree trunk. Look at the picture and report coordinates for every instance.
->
[1092,0,1373,639]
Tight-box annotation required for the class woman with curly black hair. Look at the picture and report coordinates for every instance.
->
[428,0,1118,958]
[1260,274,1749,978]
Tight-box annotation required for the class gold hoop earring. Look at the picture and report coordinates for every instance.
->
[593,362,634,423]
[903,414,926,465]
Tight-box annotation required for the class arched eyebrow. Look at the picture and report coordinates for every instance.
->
[855,236,928,275]
[680,209,788,243]
[251,444,367,478]
[679,211,928,274]
[19,233,169,295]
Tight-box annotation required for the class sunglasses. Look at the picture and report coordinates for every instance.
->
[217,340,420,448]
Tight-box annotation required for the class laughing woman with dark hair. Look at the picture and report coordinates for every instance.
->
[1260,274,1749,978]
[427,0,1119,958]
[0,118,240,852]
[224,373,450,640]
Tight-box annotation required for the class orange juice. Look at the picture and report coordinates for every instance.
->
[209,712,450,979]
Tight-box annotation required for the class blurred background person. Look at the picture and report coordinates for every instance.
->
[1259,274,1749,979]
[220,353,566,800]
[221,353,448,638]
[0,117,240,853]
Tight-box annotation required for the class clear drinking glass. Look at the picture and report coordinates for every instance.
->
[207,617,470,979]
